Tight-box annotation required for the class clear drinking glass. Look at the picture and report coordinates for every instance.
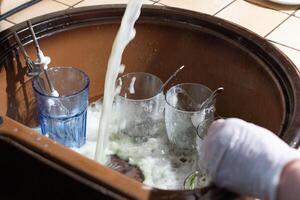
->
[114,72,165,139]
[165,83,215,153]
[32,67,89,148]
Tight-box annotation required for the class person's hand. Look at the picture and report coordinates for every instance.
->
[200,118,300,200]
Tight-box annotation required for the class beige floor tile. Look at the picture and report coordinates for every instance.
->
[267,16,300,50]
[6,0,68,24]
[245,0,300,14]
[1,0,31,14]
[159,0,234,15]
[0,20,14,32]
[75,0,154,7]
[272,42,300,70]
[216,0,289,37]
[55,0,83,6]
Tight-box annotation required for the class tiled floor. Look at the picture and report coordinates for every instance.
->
[159,0,235,15]
[6,1,69,24]
[216,0,290,37]
[1,0,300,70]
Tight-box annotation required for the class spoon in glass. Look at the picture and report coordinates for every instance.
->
[195,87,224,139]
[27,20,58,97]
[160,65,185,92]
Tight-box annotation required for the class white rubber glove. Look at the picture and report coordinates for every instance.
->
[200,118,300,200]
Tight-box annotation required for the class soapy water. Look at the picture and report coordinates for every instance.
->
[72,99,211,190]
[33,97,211,189]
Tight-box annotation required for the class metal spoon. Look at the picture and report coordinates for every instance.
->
[198,87,224,111]
[160,65,185,92]
[195,87,224,139]
[27,20,57,95]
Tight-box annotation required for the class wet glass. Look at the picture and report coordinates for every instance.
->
[32,67,89,148]
[165,83,215,154]
[114,72,165,139]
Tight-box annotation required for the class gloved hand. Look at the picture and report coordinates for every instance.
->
[200,118,300,200]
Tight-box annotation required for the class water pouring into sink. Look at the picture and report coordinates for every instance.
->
[94,0,144,164]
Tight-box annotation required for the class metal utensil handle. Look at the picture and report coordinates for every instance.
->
[44,69,56,93]
[27,20,56,94]
[12,31,31,61]
[198,87,224,111]
[160,65,185,92]
[27,20,41,55]
[195,87,224,139]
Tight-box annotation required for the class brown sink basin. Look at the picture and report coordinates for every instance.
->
[0,5,300,199]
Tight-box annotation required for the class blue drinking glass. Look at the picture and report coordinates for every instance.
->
[32,67,89,148]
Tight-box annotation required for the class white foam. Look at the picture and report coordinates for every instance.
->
[75,100,211,190]
[37,49,59,97]
[51,90,59,97]
[37,50,51,70]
